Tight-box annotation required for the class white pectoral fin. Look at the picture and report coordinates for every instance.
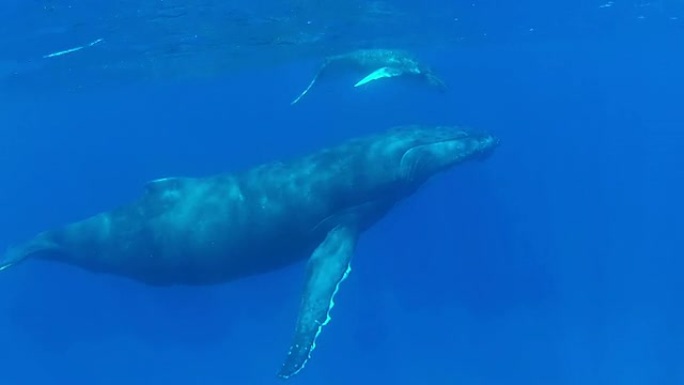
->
[277,225,358,379]
[354,66,403,87]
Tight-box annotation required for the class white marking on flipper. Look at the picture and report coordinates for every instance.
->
[354,66,403,87]
[302,263,351,371]
[278,225,357,379]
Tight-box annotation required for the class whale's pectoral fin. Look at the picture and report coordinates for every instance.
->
[354,66,403,87]
[278,225,358,379]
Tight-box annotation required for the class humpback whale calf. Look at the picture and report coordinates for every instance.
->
[290,48,447,105]
[0,125,498,379]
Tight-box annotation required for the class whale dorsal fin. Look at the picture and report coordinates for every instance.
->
[278,225,358,379]
[354,66,403,87]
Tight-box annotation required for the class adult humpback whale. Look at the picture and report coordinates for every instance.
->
[0,125,498,379]
[290,48,447,105]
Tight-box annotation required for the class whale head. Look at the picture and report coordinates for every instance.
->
[377,125,498,184]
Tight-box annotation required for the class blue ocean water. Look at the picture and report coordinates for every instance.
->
[0,2,682,385]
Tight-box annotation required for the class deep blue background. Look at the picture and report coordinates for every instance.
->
[0,19,682,385]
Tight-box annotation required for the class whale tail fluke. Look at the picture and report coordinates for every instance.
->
[290,77,317,105]
[290,62,330,105]
[0,247,21,271]
[290,72,320,105]
[425,72,447,92]
[0,234,58,272]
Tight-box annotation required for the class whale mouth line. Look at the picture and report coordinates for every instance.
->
[402,132,469,157]
[399,139,454,181]
[398,130,497,181]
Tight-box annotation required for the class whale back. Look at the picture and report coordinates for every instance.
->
[0,133,406,284]
[0,125,494,288]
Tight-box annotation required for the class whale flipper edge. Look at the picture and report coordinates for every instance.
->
[278,225,357,379]
[354,66,403,88]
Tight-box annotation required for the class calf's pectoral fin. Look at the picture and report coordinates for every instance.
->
[354,66,403,87]
[277,225,358,379]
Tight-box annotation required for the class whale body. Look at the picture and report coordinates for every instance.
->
[0,125,498,379]
[290,49,447,105]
